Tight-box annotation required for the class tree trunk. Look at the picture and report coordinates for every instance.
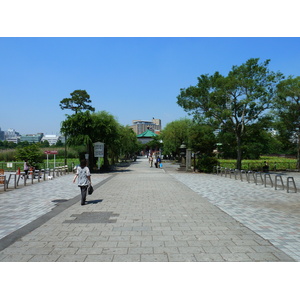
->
[101,145,110,171]
[236,134,242,170]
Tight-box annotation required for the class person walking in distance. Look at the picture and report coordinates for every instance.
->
[149,155,153,167]
[24,160,29,179]
[73,159,92,205]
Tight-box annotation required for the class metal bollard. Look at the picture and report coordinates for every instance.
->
[275,175,284,190]
[287,177,297,193]
[264,173,273,187]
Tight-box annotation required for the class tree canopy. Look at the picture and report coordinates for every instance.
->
[273,76,300,167]
[177,58,284,169]
[59,89,95,114]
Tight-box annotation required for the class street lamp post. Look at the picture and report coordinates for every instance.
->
[180,142,186,167]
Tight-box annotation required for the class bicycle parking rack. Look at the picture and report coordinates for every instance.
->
[240,170,247,182]
[224,168,230,178]
[213,166,220,175]
[264,173,273,188]
[246,171,254,183]
[213,165,299,194]
[254,172,264,185]
[275,175,284,190]
[220,167,225,177]
[287,177,297,193]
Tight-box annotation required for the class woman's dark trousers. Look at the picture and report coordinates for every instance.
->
[80,186,88,205]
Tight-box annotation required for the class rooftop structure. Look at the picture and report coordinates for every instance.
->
[130,118,161,135]
[137,129,158,144]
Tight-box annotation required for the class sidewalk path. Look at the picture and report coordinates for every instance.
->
[0,173,112,241]
[0,158,296,262]
[164,164,300,261]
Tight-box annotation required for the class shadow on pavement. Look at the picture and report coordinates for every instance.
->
[86,199,103,204]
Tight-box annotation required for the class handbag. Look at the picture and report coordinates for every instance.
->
[88,184,94,195]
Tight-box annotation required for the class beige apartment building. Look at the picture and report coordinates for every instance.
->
[130,118,161,135]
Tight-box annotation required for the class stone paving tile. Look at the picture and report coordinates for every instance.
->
[0,173,111,240]
[56,255,87,262]
[141,254,169,262]
[169,171,300,261]
[85,254,114,262]
[0,158,297,262]
[194,253,225,262]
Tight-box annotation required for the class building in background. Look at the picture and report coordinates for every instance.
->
[20,133,43,143]
[41,134,62,146]
[4,128,21,143]
[0,127,4,141]
[130,118,161,135]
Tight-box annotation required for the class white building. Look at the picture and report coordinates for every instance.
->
[41,134,61,146]
[4,128,20,143]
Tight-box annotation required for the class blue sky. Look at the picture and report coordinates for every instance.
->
[1,37,300,135]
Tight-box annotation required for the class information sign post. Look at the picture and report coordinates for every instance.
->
[44,150,58,169]
[93,142,104,169]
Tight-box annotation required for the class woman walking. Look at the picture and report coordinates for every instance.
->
[73,159,92,205]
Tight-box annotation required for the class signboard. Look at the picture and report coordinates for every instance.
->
[44,150,58,169]
[44,151,58,155]
[94,142,104,158]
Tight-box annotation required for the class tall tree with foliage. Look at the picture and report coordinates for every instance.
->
[60,110,124,170]
[60,89,95,114]
[91,111,121,168]
[273,76,300,168]
[118,125,140,160]
[60,110,95,164]
[15,144,44,168]
[177,58,284,169]
[161,119,192,158]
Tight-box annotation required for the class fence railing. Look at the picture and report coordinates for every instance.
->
[0,166,70,192]
[0,162,74,172]
[213,166,297,193]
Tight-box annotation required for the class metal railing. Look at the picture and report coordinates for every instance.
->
[214,166,298,193]
[0,166,69,192]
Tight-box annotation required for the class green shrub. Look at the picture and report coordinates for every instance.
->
[196,155,219,173]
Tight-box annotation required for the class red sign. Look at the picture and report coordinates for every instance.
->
[44,151,58,155]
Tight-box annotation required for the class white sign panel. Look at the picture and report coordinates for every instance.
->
[94,142,104,157]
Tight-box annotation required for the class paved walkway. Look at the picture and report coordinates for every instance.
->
[0,172,112,241]
[0,157,297,262]
[165,165,300,261]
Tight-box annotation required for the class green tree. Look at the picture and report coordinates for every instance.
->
[60,110,123,170]
[188,123,216,155]
[60,89,95,114]
[161,119,192,159]
[60,110,95,165]
[118,125,140,160]
[15,144,43,168]
[91,111,121,168]
[177,58,284,169]
[40,140,50,148]
[273,76,300,167]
